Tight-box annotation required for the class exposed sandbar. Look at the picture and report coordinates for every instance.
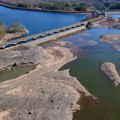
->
[101,62,120,87]
[100,34,120,51]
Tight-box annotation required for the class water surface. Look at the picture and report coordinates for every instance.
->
[0,6,86,35]
[60,27,120,120]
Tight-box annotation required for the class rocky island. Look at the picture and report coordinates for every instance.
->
[101,62,120,87]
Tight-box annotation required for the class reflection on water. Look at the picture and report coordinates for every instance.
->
[60,27,120,120]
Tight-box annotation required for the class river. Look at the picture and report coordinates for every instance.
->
[0,5,86,82]
[0,5,120,120]
[60,27,120,120]
[0,6,86,35]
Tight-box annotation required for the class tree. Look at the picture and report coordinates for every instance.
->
[74,4,87,11]
[10,22,24,33]
[0,22,6,40]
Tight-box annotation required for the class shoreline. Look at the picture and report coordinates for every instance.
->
[0,2,120,15]
[0,2,90,14]
[0,41,92,120]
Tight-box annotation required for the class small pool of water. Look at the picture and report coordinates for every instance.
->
[0,66,35,82]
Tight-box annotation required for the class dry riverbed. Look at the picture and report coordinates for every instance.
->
[0,41,92,120]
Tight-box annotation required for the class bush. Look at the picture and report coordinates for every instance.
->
[110,4,120,10]
[39,2,65,10]
[0,22,6,40]
[10,22,25,33]
[17,3,31,8]
[0,29,6,40]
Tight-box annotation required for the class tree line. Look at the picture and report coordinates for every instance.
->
[0,0,120,11]
[17,2,87,11]
[16,1,120,11]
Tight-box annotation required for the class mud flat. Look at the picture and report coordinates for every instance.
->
[100,34,120,51]
[0,41,91,120]
[101,62,120,87]
[0,45,44,70]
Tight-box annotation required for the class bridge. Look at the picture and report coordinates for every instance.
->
[0,21,88,49]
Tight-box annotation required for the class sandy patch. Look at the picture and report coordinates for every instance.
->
[0,111,9,120]
[101,62,120,87]
[6,86,22,95]
[100,34,120,51]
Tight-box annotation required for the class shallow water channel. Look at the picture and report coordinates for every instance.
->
[60,27,120,120]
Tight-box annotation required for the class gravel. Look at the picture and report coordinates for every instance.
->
[0,45,44,69]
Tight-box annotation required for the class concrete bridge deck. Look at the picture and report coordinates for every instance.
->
[0,21,87,49]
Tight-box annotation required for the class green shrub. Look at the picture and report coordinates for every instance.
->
[74,5,87,11]
[110,3,120,9]
[39,2,68,10]
[17,3,31,8]
[0,22,6,40]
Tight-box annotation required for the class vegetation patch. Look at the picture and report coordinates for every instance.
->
[0,22,27,42]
